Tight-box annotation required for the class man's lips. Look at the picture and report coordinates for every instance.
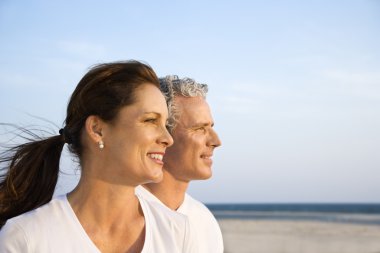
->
[201,152,213,159]
[200,154,213,164]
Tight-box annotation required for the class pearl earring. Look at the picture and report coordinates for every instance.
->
[98,140,104,149]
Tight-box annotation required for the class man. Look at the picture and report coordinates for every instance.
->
[136,75,223,252]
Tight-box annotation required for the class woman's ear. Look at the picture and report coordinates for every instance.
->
[84,115,104,143]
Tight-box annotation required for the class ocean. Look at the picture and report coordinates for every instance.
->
[206,203,380,226]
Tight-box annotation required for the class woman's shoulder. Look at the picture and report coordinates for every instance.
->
[0,195,67,252]
[1,195,67,232]
[0,217,30,252]
[4,195,67,231]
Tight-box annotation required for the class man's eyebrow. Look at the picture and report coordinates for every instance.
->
[191,122,214,128]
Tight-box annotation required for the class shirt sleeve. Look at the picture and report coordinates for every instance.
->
[0,220,29,252]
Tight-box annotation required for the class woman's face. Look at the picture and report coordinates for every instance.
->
[99,83,173,186]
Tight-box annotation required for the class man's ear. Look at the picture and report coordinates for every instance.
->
[84,115,104,143]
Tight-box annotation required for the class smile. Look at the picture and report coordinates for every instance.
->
[147,153,164,162]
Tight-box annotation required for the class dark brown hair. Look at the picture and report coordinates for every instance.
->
[0,61,159,228]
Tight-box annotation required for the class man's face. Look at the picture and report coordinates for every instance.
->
[163,96,221,182]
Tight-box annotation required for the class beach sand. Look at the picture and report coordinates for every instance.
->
[218,219,380,253]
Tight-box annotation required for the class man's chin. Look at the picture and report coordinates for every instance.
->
[194,168,213,180]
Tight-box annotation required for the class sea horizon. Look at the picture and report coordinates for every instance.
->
[206,203,380,226]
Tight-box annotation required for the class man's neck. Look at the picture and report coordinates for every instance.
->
[145,169,189,210]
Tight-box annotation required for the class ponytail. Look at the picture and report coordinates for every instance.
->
[0,130,64,228]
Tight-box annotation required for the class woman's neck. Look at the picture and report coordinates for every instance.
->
[67,177,146,253]
[68,176,140,227]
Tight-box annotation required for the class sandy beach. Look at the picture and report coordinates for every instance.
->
[218,219,380,253]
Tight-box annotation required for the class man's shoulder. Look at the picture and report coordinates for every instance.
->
[136,191,192,251]
[136,186,188,225]
[180,193,215,219]
[135,185,169,209]
[180,193,224,252]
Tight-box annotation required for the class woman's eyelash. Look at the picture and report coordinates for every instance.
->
[144,118,157,123]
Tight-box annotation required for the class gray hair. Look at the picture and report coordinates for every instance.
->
[159,75,208,132]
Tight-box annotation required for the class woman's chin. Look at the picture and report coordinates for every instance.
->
[147,170,164,184]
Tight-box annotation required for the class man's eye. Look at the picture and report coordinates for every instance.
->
[196,127,206,132]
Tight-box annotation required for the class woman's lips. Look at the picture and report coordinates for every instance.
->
[147,152,165,165]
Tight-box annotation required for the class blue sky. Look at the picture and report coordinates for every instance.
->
[1,0,379,203]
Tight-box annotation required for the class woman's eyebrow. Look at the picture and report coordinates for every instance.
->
[142,111,161,116]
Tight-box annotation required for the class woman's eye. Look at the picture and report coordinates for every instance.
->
[144,118,157,123]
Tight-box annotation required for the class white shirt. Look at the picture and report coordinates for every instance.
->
[136,186,224,253]
[0,194,196,252]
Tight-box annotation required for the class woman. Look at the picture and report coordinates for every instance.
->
[0,61,196,252]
